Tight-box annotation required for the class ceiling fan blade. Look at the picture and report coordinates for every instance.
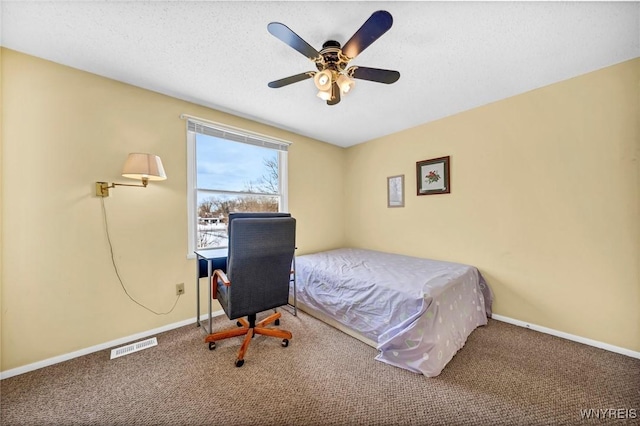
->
[341,10,393,60]
[348,66,400,84]
[268,22,322,62]
[268,72,314,88]
[327,82,341,106]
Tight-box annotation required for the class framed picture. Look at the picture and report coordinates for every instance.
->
[387,175,405,208]
[416,156,450,195]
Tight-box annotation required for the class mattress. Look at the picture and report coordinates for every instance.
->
[294,248,493,376]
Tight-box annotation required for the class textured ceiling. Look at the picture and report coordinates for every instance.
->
[2,1,639,147]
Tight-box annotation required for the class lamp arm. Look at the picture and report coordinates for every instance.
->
[115,176,149,187]
[95,177,149,197]
[112,181,148,188]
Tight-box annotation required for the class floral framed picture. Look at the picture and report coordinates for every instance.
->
[416,156,450,195]
[387,175,405,208]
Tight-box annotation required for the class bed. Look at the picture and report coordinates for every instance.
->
[293,248,493,377]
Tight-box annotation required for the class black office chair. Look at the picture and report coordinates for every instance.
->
[205,213,296,367]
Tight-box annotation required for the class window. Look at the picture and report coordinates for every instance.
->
[185,117,290,254]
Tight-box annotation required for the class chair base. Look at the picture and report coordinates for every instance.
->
[204,311,292,366]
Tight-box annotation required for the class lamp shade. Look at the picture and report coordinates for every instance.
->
[121,153,167,181]
[313,70,333,91]
[316,89,332,101]
[337,74,355,94]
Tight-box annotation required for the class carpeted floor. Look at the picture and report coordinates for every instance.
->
[1,310,639,425]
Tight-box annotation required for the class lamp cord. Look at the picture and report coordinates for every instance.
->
[100,197,180,315]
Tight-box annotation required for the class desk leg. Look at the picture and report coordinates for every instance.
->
[196,258,200,327]
[292,257,297,316]
[207,259,213,334]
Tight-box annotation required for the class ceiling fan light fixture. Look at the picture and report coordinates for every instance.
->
[316,88,332,101]
[337,74,355,94]
[314,70,333,91]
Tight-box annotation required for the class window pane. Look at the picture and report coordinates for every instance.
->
[196,133,279,194]
[196,192,280,249]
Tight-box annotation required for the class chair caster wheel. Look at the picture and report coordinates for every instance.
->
[208,342,216,350]
[282,339,289,347]
[235,359,244,367]
[275,319,280,326]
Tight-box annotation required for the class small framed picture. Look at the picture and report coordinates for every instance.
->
[416,156,450,195]
[387,175,405,208]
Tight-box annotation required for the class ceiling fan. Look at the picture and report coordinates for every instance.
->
[267,10,400,106]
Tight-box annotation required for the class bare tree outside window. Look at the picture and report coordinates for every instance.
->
[242,157,279,194]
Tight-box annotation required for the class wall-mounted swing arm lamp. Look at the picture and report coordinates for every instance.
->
[96,153,167,197]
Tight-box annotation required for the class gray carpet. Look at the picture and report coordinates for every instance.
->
[1,310,639,425]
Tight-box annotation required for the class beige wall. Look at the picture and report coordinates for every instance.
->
[0,49,345,372]
[0,46,4,371]
[2,47,638,374]
[344,58,640,352]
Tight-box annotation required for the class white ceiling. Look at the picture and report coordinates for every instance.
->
[2,1,639,147]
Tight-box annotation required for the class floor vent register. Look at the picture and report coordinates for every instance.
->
[110,337,158,360]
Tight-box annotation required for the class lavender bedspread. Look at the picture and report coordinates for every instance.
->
[294,248,493,377]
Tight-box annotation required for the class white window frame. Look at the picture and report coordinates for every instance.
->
[183,115,290,258]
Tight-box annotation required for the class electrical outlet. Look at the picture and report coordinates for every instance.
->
[176,283,185,296]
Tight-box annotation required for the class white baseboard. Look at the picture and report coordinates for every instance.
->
[491,314,640,360]
[0,310,225,380]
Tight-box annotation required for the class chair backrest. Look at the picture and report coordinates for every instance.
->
[198,213,291,278]
[225,215,296,319]
[227,212,292,264]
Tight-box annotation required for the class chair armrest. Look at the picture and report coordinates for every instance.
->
[211,269,231,299]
